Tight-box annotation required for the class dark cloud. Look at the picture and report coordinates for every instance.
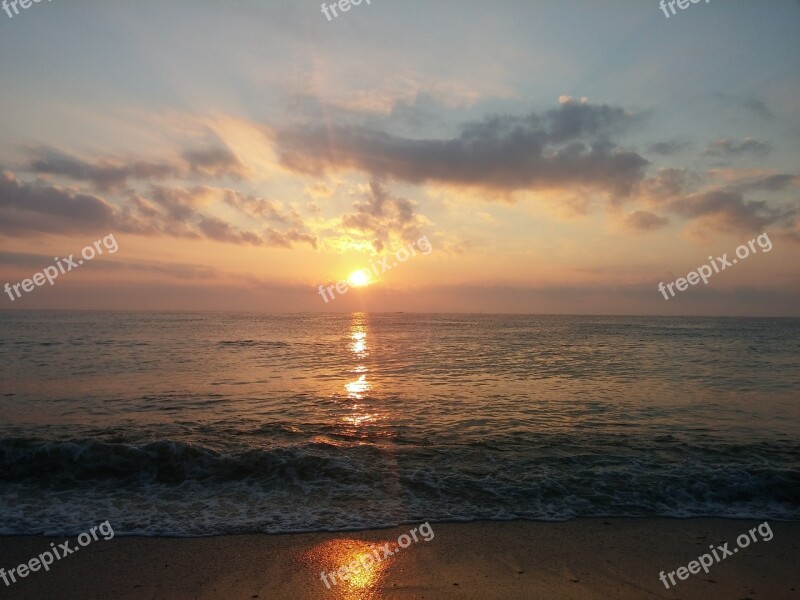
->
[0,169,116,235]
[637,168,697,199]
[29,148,175,191]
[705,138,772,158]
[129,186,317,249]
[149,185,214,222]
[28,146,247,192]
[341,181,423,252]
[735,174,798,193]
[276,102,649,196]
[634,168,798,237]
[545,102,633,143]
[222,189,301,226]
[263,228,318,249]
[668,189,785,233]
[182,148,247,179]
[711,91,774,120]
[625,210,669,231]
[197,215,263,245]
[119,186,208,239]
[0,167,316,249]
[198,215,317,250]
[647,140,690,156]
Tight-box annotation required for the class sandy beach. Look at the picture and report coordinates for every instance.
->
[1,519,797,599]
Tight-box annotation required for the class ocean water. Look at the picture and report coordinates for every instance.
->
[0,311,798,536]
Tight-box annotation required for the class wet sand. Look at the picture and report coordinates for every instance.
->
[0,519,797,599]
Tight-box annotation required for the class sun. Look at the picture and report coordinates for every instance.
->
[347,270,370,287]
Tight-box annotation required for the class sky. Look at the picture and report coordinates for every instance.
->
[1,0,798,315]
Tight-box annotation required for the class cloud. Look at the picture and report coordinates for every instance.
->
[734,173,799,193]
[0,167,316,249]
[28,146,248,192]
[668,189,786,234]
[647,140,690,156]
[624,210,669,231]
[340,181,425,252]
[149,185,215,221]
[196,215,263,245]
[711,91,774,119]
[29,148,176,191]
[195,214,317,249]
[222,189,302,226]
[636,168,698,200]
[276,102,649,196]
[182,148,248,179]
[0,168,116,235]
[633,167,798,238]
[263,228,318,249]
[127,185,317,248]
[705,137,772,158]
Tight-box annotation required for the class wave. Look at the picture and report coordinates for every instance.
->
[1,436,798,536]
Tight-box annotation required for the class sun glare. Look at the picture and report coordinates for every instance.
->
[348,270,370,287]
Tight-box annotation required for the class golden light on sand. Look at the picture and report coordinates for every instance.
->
[302,539,392,599]
[347,270,370,287]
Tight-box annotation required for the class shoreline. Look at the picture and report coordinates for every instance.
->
[1,518,797,599]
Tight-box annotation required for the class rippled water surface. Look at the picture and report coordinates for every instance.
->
[0,311,798,535]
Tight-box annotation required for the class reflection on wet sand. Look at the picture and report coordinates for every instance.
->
[303,538,393,599]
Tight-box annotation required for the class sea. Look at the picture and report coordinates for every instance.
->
[0,311,798,536]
